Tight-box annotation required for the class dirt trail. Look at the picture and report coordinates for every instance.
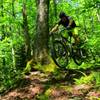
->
[1,71,100,100]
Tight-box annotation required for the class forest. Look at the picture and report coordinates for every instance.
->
[0,0,100,100]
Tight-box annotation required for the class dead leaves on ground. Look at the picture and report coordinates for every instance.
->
[1,71,100,100]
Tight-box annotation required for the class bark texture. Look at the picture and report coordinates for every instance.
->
[22,2,31,60]
[33,0,49,64]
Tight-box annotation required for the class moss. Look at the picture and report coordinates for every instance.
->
[36,94,49,100]
[23,56,58,74]
[23,59,33,74]
[34,57,58,73]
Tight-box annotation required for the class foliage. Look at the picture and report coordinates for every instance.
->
[0,36,24,93]
[74,72,94,85]
[0,0,100,94]
[74,71,100,87]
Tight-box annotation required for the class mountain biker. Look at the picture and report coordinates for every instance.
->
[50,12,80,45]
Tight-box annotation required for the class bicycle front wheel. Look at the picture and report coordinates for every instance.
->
[51,40,68,69]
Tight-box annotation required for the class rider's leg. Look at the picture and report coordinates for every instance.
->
[72,28,80,45]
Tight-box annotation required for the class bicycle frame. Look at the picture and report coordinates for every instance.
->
[50,29,75,56]
[49,29,84,68]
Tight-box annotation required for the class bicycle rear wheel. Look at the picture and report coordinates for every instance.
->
[51,40,68,69]
[73,48,83,65]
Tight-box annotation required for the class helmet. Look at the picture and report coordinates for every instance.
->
[59,12,66,18]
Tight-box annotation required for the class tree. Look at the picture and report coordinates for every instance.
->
[22,0,31,61]
[23,0,50,73]
[1,0,5,39]
[33,0,49,64]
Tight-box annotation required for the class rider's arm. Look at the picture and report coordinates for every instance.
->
[67,17,73,28]
[50,24,59,33]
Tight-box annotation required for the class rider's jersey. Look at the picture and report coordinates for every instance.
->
[58,16,76,29]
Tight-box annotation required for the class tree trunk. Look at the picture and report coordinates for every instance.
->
[22,1,31,61]
[23,0,57,74]
[33,0,49,64]
[12,0,15,17]
[53,0,57,19]
[11,0,16,68]
[1,0,5,39]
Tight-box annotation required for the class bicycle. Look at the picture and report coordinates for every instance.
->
[49,29,86,69]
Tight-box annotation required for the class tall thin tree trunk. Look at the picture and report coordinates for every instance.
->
[53,0,57,19]
[91,16,94,32]
[1,0,5,39]
[22,1,31,61]
[12,0,15,17]
[33,0,49,64]
[97,6,100,22]
[1,0,5,66]
[11,0,16,68]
